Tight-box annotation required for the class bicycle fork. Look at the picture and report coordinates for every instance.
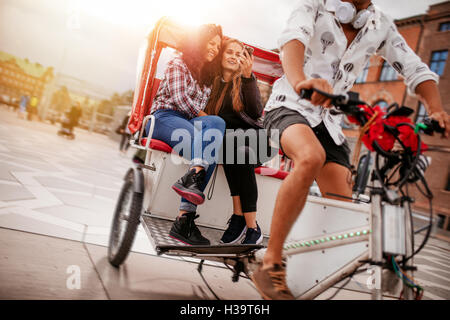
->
[370,180,416,300]
[369,180,383,300]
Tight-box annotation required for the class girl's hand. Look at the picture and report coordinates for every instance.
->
[240,49,254,78]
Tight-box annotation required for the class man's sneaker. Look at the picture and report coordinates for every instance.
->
[169,212,210,246]
[242,224,263,245]
[172,169,206,205]
[251,263,295,300]
[220,214,247,244]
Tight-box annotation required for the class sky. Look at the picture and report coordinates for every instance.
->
[0,0,447,97]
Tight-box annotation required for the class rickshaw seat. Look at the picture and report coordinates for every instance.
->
[140,138,289,180]
[140,138,173,153]
[254,166,289,180]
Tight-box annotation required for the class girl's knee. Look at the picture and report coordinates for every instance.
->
[204,115,226,131]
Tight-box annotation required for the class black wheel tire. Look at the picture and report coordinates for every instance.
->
[108,172,143,267]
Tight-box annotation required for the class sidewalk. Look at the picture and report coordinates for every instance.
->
[0,107,449,300]
[0,227,260,300]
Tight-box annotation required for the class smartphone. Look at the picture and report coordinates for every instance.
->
[245,45,254,56]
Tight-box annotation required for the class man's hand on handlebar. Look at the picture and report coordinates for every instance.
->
[430,111,450,138]
[295,79,333,108]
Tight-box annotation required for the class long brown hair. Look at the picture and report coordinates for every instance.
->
[204,38,245,115]
[179,24,223,88]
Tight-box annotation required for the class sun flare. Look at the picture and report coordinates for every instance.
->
[77,0,213,29]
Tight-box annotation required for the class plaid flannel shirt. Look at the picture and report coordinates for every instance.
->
[151,57,211,119]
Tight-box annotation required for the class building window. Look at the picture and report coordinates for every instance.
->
[430,50,448,76]
[446,173,450,191]
[439,22,450,31]
[415,103,428,124]
[355,62,370,84]
[374,100,389,112]
[379,61,398,81]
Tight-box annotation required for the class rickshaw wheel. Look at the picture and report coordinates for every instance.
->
[108,171,143,267]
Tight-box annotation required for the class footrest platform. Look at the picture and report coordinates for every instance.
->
[141,215,264,257]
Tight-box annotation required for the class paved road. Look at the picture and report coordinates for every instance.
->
[0,106,448,300]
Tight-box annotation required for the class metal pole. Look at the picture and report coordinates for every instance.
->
[370,179,383,300]
[299,252,369,300]
[89,103,97,133]
[403,201,415,300]
[40,76,56,121]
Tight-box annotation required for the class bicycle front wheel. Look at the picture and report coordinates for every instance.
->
[108,171,143,267]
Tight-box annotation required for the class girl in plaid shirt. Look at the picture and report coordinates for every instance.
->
[146,24,226,246]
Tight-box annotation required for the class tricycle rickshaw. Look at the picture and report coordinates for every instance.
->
[107,17,442,300]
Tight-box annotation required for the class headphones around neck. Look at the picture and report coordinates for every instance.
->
[332,0,373,29]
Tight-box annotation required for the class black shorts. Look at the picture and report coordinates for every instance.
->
[263,107,352,170]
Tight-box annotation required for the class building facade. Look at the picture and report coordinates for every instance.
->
[352,2,450,231]
[0,52,54,107]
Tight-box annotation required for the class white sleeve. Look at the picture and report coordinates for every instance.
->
[377,21,439,97]
[278,0,318,51]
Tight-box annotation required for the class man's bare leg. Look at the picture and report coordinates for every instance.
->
[262,124,325,269]
[315,162,353,201]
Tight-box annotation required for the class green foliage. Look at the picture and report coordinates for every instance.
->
[99,90,134,116]
[51,86,71,112]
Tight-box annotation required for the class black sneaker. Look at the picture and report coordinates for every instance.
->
[242,224,263,245]
[220,214,247,244]
[132,149,146,164]
[172,169,206,205]
[169,212,210,246]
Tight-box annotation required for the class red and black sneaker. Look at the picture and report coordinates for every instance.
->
[169,212,210,246]
[172,169,206,205]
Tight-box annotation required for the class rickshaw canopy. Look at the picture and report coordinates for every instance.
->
[128,17,283,134]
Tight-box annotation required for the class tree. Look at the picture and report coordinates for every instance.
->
[98,99,114,117]
[83,96,90,108]
[51,86,71,112]
[110,92,122,106]
[121,90,134,105]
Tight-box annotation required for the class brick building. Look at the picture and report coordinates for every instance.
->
[352,2,450,230]
[0,52,54,107]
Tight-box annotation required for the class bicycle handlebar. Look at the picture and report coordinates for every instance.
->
[299,88,444,135]
[420,118,445,135]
